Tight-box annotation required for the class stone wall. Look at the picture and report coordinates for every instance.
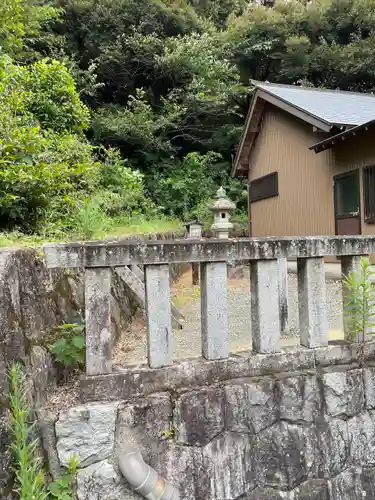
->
[40,342,375,500]
[0,236,185,498]
[0,248,85,498]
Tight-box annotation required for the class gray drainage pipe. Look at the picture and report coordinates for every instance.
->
[118,446,180,500]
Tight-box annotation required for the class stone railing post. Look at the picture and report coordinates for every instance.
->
[297,257,328,347]
[200,261,229,359]
[250,259,280,353]
[144,264,173,368]
[278,257,289,334]
[85,268,112,376]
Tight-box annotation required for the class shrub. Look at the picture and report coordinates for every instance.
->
[0,56,97,232]
[25,59,90,134]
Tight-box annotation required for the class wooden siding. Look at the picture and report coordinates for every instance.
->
[335,131,375,236]
[249,105,343,237]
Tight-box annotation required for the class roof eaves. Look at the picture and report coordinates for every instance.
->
[310,119,375,153]
[231,89,261,178]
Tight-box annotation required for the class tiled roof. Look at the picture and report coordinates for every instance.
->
[255,81,375,126]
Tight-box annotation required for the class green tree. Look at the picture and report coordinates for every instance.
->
[0,0,59,57]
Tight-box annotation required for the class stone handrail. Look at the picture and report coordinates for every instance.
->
[43,236,374,376]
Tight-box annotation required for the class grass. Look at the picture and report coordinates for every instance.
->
[0,216,183,248]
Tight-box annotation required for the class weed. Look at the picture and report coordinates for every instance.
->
[48,454,79,500]
[8,363,47,500]
[343,256,375,341]
[163,421,175,439]
[50,323,85,368]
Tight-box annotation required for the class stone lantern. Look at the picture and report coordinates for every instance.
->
[210,186,235,239]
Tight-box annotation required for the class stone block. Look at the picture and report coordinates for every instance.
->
[0,411,12,496]
[38,410,62,480]
[328,467,363,500]
[76,460,137,500]
[364,367,375,409]
[116,394,196,499]
[80,348,316,403]
[277,374,320,423]
[56,402,118,467]
[322,369,364,418]
[253,422,317,490]
[117,393,172,453]
[201,432,254,499]
[315,418,349,477]
[360,466,375,500]
[225,378,277,434]
[293,479,329,500]
[242,487,288,499]
[0,348,8,407]
[314,342,355,367]
[162,444,201,500]
[30,345,55,407]
[174,387,224,446]
[348,411,375,467]
[44,236,375,268]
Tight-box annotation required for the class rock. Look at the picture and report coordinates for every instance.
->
[200,432,254,499]
[322,369,364,418]
[0,411,12,496]
[360,466,375,499]
[76,460,138,500]
[348,411,375,466]
[163,444,201,500]
[241,487,289,499]
[117,393,172,457]
[364,367,375,409]
[30,346,55,407]
[293,479,329,500]
[315,418,349,477]
[56,402,118,467]
[328,467,363,500]
[225,378,277,434]
[277,374,320,423]
[174,387,224,446]
[38,410,62,480]
[0,347,8,407]
[253,421,317,489]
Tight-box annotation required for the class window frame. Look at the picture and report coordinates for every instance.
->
[363,165,375,224]
[250,171,279,203]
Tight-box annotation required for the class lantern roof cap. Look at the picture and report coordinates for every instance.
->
[210,187,236,211]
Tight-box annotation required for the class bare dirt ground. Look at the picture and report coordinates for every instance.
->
[113,267,344,368]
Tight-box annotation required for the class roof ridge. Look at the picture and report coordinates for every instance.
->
[251,80,375,98]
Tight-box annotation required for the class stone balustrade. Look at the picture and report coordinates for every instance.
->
[43,236,375,376]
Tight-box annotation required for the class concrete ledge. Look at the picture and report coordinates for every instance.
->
[44,236,375,268]
[79,342,375,403]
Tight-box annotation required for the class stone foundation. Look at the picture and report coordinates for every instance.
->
[40,342,375,500]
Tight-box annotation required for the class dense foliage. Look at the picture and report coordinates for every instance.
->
[5,0,375,236]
